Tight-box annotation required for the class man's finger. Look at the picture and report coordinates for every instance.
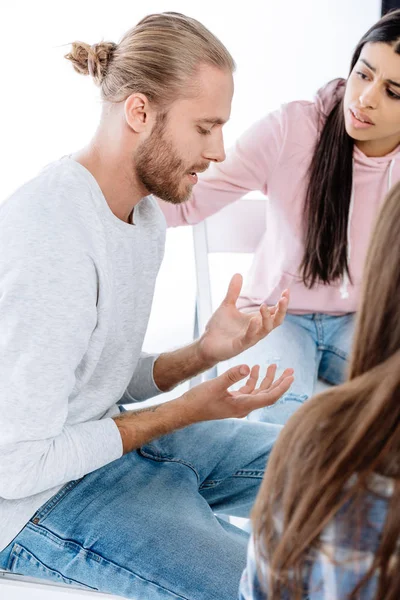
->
[259,303,274,334]
[257,363,277,390]
[222,273,243,305]
[254,375,295,408]
[239,374,295,412]
[259,366,294,391]
[270,367,295,389]
[271,296,288,328]
[213,364,250,391]
[238,365,260,394]
[241,317,262,347]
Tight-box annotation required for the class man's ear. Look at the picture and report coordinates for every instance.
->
[124,93,155,133]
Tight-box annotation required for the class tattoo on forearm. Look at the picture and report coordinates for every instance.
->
[114,404,160,425]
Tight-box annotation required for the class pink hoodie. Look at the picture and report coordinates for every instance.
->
[159,79,400,314]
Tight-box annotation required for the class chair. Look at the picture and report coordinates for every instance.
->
[191,195,330,394]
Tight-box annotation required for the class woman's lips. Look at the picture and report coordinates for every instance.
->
[349,107,375,128]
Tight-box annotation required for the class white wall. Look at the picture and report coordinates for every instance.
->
[0,0,381,402]
[0,0,381,197]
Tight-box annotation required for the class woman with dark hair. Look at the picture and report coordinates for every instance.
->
[160,9,400,425]
[239,178,400,599]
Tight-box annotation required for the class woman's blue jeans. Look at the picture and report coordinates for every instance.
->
[229,313,355,425]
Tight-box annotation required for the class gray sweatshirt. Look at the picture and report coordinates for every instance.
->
[0,158,166,551]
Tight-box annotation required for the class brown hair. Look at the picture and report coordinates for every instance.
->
[64,12,235,106]
[252,181,400,599]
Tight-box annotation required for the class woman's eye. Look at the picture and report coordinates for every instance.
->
[387,88,400,100]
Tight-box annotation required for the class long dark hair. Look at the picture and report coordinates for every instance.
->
[253,181,400,598]
[301,9,400,288]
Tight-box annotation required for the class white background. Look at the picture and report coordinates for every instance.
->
[0,0,381,402]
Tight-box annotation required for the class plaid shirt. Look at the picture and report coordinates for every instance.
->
[239,473,394,599]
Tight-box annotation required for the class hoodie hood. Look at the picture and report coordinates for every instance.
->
[314,77,346,118]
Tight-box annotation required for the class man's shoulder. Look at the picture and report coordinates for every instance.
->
[2,158,94,218]
[0,159,103,258]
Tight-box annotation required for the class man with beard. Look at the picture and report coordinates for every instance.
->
[0,13,293,600]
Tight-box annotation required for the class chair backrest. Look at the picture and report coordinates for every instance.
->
[192,197,266,337]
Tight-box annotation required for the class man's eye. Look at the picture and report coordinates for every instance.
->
[198,127,212,135]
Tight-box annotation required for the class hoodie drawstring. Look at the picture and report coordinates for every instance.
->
[340,158,396,300]
[388,158,395,189]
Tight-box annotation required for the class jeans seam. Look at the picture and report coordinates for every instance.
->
[318,344,348,360]
[314,314,325,348]
[8,543,97,590]
[200,469,264,489]
[31,478,84,524]
[233,470,264,478]
[199,480,222,489]
[138,448,200,484]
[25,523,191,600]
[6,551,17,572]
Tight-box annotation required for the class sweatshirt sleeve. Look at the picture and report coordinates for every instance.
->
[159,108,285,227]
[0,202,123,500]
[120,352,162,403]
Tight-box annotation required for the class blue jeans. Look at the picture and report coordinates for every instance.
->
[0,418,282,600]
[229,313,355,425]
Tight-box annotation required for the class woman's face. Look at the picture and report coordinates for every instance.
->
[343,42,400,156]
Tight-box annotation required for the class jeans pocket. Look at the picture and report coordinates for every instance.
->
[7,542,96,590]
[30,477,85,526]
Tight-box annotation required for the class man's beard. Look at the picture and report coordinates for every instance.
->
[135,113,208,205]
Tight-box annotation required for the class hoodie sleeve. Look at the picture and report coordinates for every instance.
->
[159,108,286,227]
